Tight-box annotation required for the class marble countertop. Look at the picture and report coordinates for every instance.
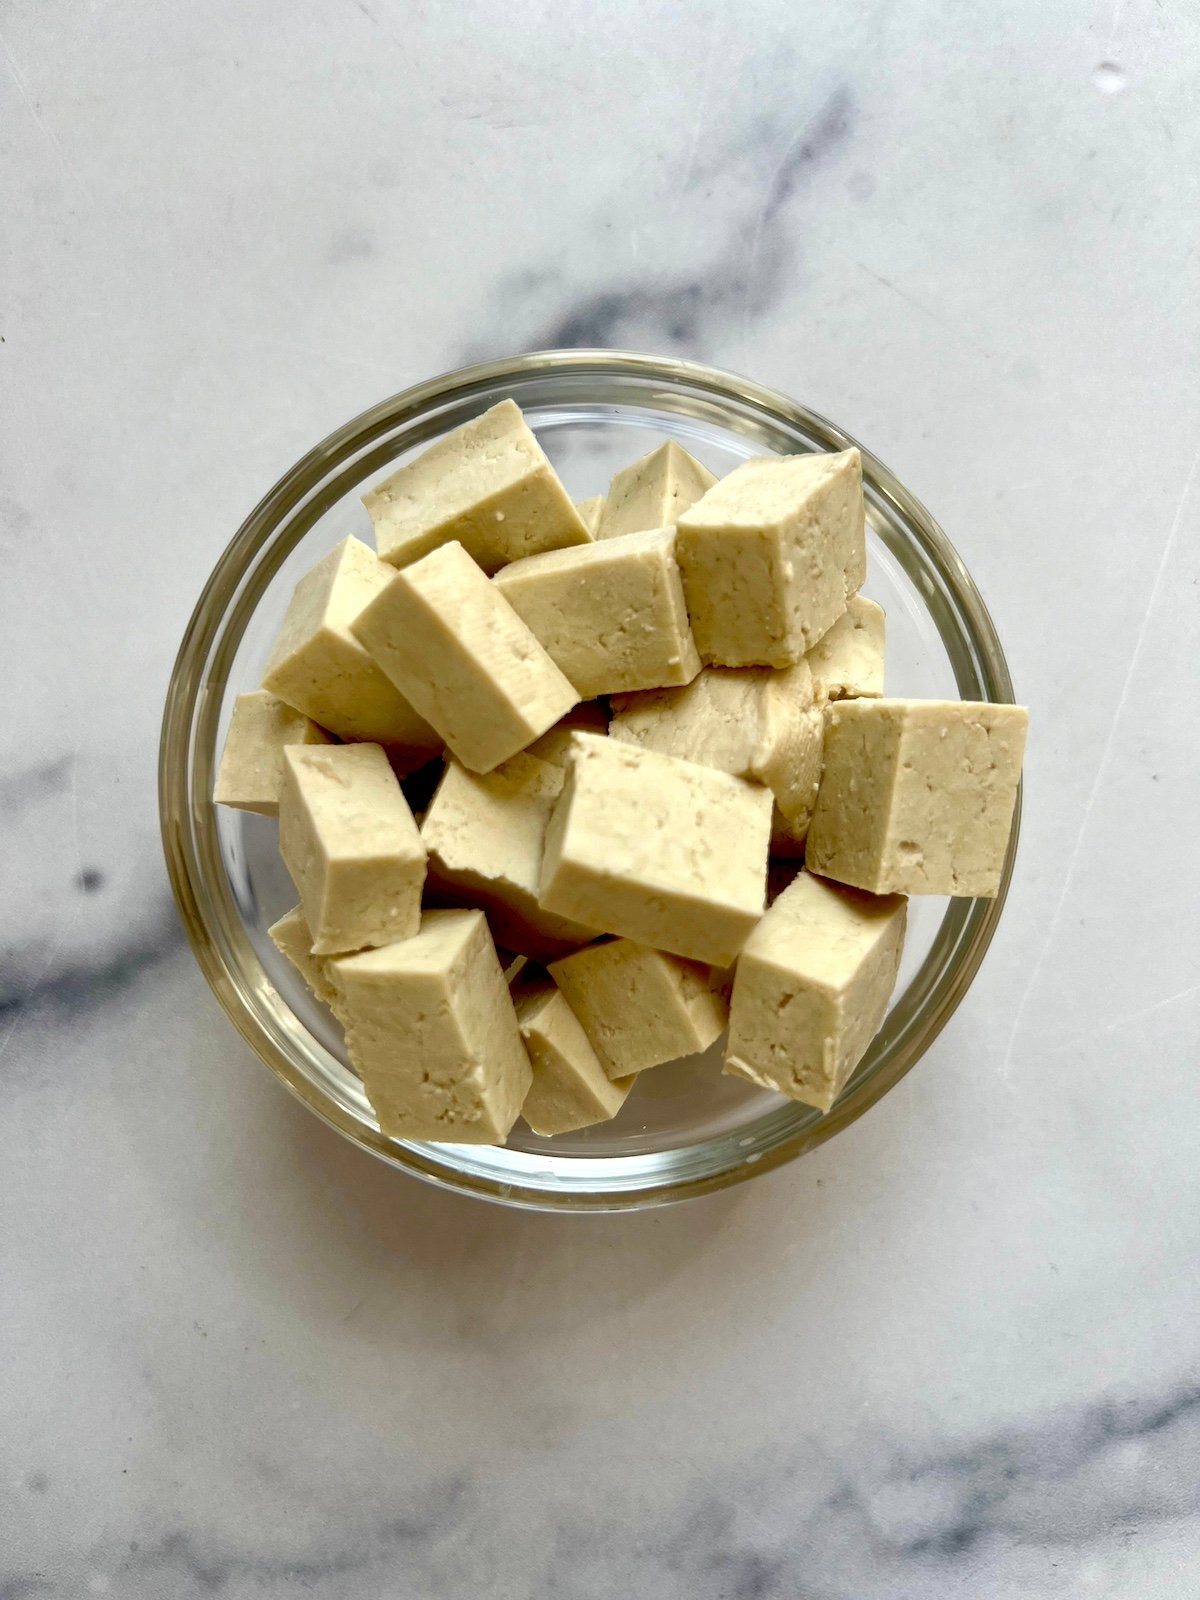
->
[4,1,1199,1594]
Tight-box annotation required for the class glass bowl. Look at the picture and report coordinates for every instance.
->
[160,350,1019,1212]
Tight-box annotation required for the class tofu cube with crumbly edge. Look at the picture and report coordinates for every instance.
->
[525,700,610,767]
[351,540,579,774]
[361,399,590,575]
[725,871,907,1112]
[610,658,824,848]
[515,982,635,1134]
[268,905,342,1015]
[329,909,532,1144]
[260,538,442,762]
[493,527,701,699]
[807,595,886,701]
[807,699,1028,897]
[547,938,728,1079]
[538,733,772,966]
[675,449,866,667]
[214,691,333,815]
[279,744,426,955]
[574,496,606,536]
[597,441,717,540]
[420,752,595,960]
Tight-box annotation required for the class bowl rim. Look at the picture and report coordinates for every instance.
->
[159,348,1019,1212]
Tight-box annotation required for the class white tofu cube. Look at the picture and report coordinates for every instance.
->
[329,909,532,1144]
[574,496,606,535]
[267,905,342,1015]
[806,595,886,700]
[609,659,824,845]
[420,752,595,959]
[279,744,426,955]
[351,540,579,774]
[214,691,332,815]
[675,449,866,667]
[515,983,634,1134]
[493,527,701,698]
[524,700,610,767]
[362,399,590,574]
[725,871,907,1112]
[547,938,728,1079]
[597,441,716,539]
[807,699,1028,897]
[538,733,772,967]
[261,538,441,760]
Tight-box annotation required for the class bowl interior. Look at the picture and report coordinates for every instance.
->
[167,354,1014,1209]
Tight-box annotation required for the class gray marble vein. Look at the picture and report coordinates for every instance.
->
[5,1376,1200,1596]
[0,898,185,1021]
[467,86,854,362]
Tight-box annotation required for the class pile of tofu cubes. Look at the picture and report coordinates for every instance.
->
[215,400,1027,1144]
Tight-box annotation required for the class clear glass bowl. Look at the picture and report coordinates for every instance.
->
[160,350,1019,1211]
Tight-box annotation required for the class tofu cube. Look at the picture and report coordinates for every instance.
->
[351,540,579,774]
[574,495,606,535]
[267,905,341,1014]
[493,527,701,698]
[610,659,824,845]
[525,700,610,767]
[547,938,728,1079]
[261,538,442,759]
[420,752,595,959]
[725,871,907,1112]
[279,743,426,955]
[806,699,1028,897]
[329,909,532,1144]
[538,733,772,966]
[515,983,634,1134]
[675,449,866,667]
[214,691,332,815]
[362,399,590,574]
[597,441,716,539]
[807,595,886,700]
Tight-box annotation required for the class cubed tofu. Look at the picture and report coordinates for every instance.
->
[597,441,716,539]
[362,399,590,574]
[574,495,606,536]
[675,450,866,667]
[538,733,772,966]
[493,527,701,698]
[279,743,426,955]
[261,538,442,760]
[267,905,341,1014]
[610,659,824,845]
[547,938,728,1079]
[806,699,1028,897]
[515,982,635,1134]
[525,700,610,767]
[420,752,595,959]
[807,595,886,700]
[724,871,907,1112]
[329,909,531,1144]
[351,540,579,774]
[214,691,332,815]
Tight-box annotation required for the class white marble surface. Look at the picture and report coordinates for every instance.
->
[3,0,1199,1593]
